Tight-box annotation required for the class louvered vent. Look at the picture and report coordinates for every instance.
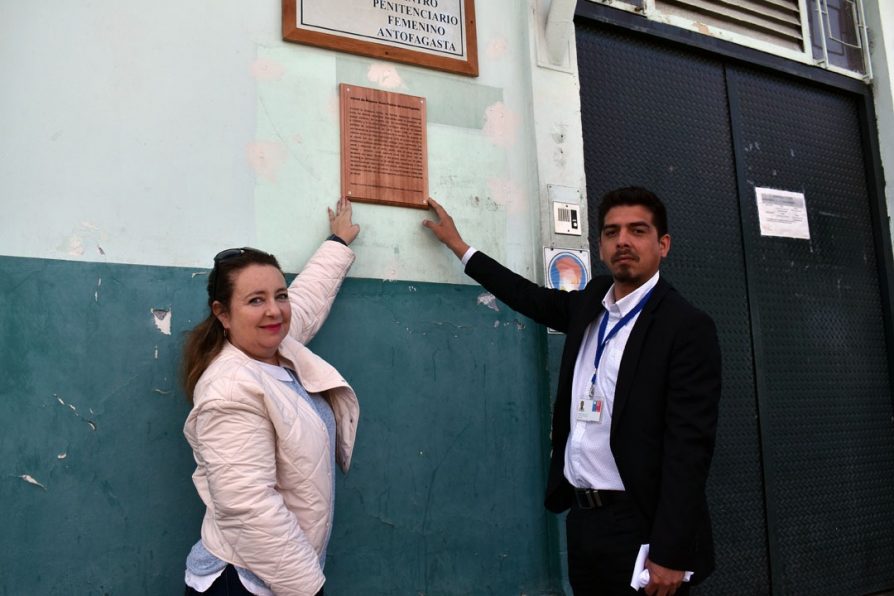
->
[656,0,803,51]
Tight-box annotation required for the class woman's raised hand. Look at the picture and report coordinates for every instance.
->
[328,197,361,245]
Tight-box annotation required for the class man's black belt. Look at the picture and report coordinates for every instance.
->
[573,488,627,509]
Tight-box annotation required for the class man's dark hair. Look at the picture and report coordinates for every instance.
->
[597,186,668,238]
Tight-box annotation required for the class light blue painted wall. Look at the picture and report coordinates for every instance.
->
[0,1,543,285]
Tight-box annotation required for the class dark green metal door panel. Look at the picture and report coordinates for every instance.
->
[728,66,894,596]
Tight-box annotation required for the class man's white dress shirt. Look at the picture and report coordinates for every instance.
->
[564,271,661,490]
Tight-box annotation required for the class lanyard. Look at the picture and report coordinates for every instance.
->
[589,287,654,388]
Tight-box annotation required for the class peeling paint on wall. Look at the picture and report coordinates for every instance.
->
[486,37,509,60]
[251,57,286,81]
[487,177,525,214]
[367,63,404,89]
[65,235,85,257]
[477,292,500,311]
[151,308,172,335]
[19,474,47,491]
[53,394,96,431]
[246,141,287,183]
[59,223,109,260]
[382,261,400,282]
[482,101,520,148]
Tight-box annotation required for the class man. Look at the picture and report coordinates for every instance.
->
[422,187,721,596]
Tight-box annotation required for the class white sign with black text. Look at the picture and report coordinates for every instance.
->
[298,0,469,59]
[755,187,810,240]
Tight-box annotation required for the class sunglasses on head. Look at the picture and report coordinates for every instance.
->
[214,247,248,264]
[210,247,271,302]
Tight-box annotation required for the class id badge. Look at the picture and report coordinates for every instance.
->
[575,397,603,423]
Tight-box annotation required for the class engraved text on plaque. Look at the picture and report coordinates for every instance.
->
[340,84,428,209]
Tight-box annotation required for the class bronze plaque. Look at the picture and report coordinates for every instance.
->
[340,84,428,209]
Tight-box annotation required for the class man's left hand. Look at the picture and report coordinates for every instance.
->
[644,559,685,596]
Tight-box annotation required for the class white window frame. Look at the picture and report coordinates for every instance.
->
[810,0,873,80]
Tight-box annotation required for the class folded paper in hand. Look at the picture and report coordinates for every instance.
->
[629,544,694,591]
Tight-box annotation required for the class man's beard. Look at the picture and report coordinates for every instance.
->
[612,265,635,283]
[611,251,638,283]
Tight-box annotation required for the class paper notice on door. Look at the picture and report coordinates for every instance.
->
[755,187,810,240]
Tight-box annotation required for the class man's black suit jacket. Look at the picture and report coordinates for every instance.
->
[465,251,721,582]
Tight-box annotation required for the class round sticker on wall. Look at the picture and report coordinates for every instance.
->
[546,250,590,292]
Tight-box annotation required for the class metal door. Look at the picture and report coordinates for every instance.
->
[575,17,894,595]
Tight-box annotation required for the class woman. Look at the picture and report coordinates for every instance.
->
[181,198,361,595]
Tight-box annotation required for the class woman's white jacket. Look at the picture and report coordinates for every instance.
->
[184,241,359,595]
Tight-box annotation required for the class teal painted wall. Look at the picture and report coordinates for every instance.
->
[0,256,563,595]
